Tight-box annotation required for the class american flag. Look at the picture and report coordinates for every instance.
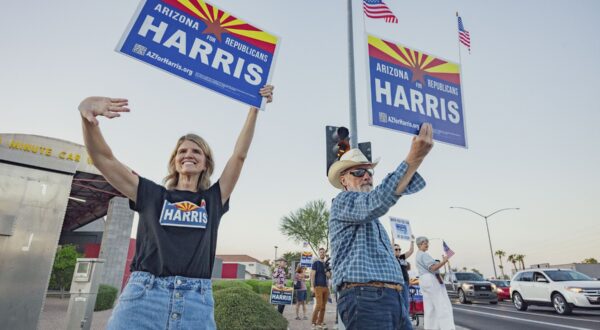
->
[363,0,398,23]
[443,241,455,258]
[457,15,471,51]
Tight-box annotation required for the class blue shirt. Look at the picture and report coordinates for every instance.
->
[329,161,426,288]
[416,250,437,276]
[312,260,328,287]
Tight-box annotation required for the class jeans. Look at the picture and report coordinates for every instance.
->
[107,271,216,330]
[337,286,413,330]
[401,282,410,319]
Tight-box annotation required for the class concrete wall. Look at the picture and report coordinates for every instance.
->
[98,197,134,294]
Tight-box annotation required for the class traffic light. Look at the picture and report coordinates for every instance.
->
[326,126,350,175]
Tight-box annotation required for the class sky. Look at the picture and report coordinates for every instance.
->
[2,0,599,278]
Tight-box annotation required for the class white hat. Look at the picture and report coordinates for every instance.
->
[327,149,379,189]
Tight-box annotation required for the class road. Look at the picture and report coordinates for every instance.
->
[451,300,600,330]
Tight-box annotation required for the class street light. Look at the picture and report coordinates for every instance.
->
[274,245,278,262]
[450,206,520,278]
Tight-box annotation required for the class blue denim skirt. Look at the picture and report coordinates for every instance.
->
[107,271,216,330]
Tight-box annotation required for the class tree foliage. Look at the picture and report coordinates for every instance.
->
[583,257,598,264]
[280,200,330,255]
[50,244,82,298]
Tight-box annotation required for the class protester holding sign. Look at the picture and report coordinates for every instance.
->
[328,123,433,330]
[415,236,455,330]
[394,235,415,322]
[78,85,273,329]
[273,257,288,314]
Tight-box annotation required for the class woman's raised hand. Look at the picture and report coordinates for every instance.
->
[78,97,130,125]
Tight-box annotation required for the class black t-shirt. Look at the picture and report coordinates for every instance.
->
[129,177,229,278]
[312,260,328,287]
[397,254,409,283]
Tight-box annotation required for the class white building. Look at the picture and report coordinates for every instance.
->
[217,255,271,280]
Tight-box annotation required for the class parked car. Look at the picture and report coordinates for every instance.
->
[510,268,600,315]
[444,272,498,304]
[489,279,510,301]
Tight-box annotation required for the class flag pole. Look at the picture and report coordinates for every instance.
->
[456,12,463,65]
[347,0,358,148]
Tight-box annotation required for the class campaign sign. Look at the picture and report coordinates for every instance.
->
[116,0,279,109]
[390,217,412,241]
[270,286,294,305]
[300,252,313,268]
[367,34,467,147]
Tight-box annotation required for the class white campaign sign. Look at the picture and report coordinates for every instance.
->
[390,217,412,241]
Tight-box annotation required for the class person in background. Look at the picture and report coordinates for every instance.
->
[311,247,331,330]
[415,236,455,330]
[393,235,416,321]
[294,265,308,320]
[273,258,288,314]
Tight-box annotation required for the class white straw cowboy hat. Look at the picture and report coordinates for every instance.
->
[327,148,379,190]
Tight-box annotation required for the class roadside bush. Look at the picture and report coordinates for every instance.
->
[94,284,118,311]
[212,280,253,292]
[248,280,275,295]
[214,287,288,330]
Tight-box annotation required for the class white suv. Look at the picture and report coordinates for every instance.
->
[510,268,600,315]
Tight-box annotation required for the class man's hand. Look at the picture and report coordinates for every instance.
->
[79,97,130,126]
[405,123,434,166]
[442,255,449,263]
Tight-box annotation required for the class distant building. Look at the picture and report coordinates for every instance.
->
[545,263,600,279]
[217,255,271,280]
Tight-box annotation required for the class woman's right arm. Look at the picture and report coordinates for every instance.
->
[429,255,449,272]
[79,96,139,202]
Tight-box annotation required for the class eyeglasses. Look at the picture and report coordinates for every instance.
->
[347,168,374,178]
[394,248,401,251]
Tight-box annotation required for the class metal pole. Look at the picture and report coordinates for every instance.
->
[484,217,498,278]
[274,245,278,262]
[450,207,519,279]
[347,0,358,148]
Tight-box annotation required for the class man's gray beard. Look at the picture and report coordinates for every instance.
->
[358,184,373,192]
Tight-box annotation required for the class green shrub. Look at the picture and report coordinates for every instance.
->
[94,284,118,311]
[214,287,288,330]
[250,280,275,295]
[212,280,253,292]
[243,279,263,293]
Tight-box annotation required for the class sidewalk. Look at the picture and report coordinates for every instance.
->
[283,298,338,330]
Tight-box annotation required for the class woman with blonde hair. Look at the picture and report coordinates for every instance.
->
[78,85,274,329]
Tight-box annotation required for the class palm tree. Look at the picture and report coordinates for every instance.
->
[462,266,467,272]
[507,254,518,273]
[495,250,506,279]
[517,254,526,269]
[280,200,330,255]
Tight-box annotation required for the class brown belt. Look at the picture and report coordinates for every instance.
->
[340,281,403,292]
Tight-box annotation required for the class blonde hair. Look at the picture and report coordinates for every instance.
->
[163,134,214,191]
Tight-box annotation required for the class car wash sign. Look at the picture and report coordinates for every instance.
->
[117,0,279,109]
[367,34,467,147]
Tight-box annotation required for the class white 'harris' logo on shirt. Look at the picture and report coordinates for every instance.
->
[159,200,208,228]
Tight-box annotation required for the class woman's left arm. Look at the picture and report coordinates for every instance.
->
[220,85,274,205]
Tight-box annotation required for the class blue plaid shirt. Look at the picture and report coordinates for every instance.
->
[329,161,426,288]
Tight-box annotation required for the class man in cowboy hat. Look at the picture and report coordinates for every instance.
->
[328,123,433,330]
